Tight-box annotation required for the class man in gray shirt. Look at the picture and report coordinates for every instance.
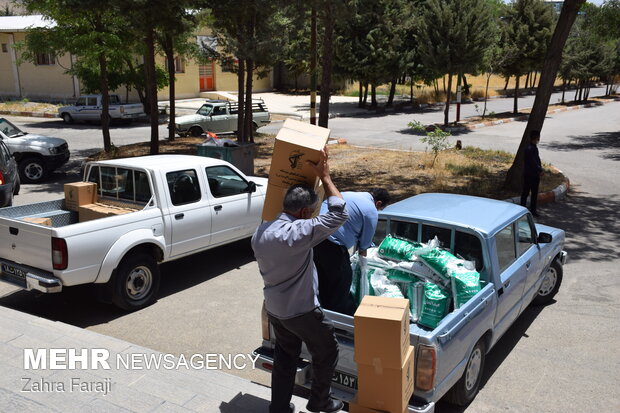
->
[252,148,347,413]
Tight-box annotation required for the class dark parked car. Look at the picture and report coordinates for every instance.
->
[0,139,19,207]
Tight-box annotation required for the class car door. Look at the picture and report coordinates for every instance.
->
[204,165,262,245]
[493,221,529,339]
[84,96,100,121]
[205,105,231,133]
[72,97,88,121]
[517,214,544,309]
[162,168,212,258]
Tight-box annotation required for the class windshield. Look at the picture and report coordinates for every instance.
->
[197,104,213,116]
[0,118,24,138]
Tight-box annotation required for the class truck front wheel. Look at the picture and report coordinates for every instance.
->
[532,260,563,305]
[19,157,47,183]
[189,126,203,137]
[61,113,73,124]
[112,252,160,311]
[446,339,486,406]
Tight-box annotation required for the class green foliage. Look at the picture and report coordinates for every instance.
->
[409,120,451,167]
[445,162,490,176]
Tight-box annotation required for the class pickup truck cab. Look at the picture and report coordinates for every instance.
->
[254,193,567,412]
[0,117,70,183]
[0,155,267,310]
[58,94,145,124]
[174,99,270,137]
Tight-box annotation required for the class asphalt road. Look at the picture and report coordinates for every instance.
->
[1,97,619,412]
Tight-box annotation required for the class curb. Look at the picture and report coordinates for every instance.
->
[446,99,614,132]
[504,165,570,207]
[0,109,57,118]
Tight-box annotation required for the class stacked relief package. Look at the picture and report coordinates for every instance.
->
[354,296,415,413]
[350,235,482,330]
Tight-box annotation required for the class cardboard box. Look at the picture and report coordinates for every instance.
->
[22,217,52,226]
[354,296,410,369]
[357,346,415,413]
[262,118,330,221]
[348,396,389,413]
[64,182,97,211]
[79,202,136,222]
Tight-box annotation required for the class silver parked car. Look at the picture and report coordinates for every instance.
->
[0,139,19,207]
[0,117,70,183]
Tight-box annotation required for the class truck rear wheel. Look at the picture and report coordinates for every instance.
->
[61,113,73,124]
[112,252,160,311]
[446,339,486,406]
[532,260,563,305]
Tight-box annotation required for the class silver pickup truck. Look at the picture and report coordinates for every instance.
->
[58,94,145,124]
[173,99,270,137]
[254,193,566,412]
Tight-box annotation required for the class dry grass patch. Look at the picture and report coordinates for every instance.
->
[89,134,565,203]
[0,100,60,113]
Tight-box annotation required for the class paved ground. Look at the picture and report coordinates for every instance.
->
[1,90,619,412]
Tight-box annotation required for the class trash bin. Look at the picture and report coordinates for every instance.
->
[196,141,256,176]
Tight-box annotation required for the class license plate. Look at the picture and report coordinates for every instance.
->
[332,370,357,390]
[1,263,27,279]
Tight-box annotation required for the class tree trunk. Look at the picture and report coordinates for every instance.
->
[245,58,254,143]
[525,72,531,90]
[125,58,145,107]
[363,82,368,106]
[164,37,176,141]
[462,74,470,95]
[237,59,245,143]
[386,78,397,107]
[504,0,586,191]
[310,6,317,125]
[444,73,453,126]
[533,71,538,88]
[410,77,414,104]
[561,79,567,104]
[483,73,491,118]
[318,0,334,128]
[358,82,363,108]
[144,28,159,155]
[503,76,510,91]
[371,84,377,108]
[98,53,112,152]
[513,75,520,114]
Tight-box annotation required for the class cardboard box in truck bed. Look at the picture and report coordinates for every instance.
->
[64,182,97,211]
[262,119,330,221]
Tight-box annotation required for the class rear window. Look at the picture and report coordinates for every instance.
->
[385,219,485,272]
[87,166,152,204]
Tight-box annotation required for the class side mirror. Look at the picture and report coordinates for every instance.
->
[537,232,552,244]
[247,181,257,193]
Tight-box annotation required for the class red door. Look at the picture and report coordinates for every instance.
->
[199,61,215,91]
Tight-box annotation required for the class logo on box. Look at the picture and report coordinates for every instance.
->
[288,150,304,169]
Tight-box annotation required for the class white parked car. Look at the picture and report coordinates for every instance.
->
[0,155,267,310]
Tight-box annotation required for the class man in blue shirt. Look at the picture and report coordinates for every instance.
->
[252,149,348,413]
[314,189,391,315]
[520,130,543,217]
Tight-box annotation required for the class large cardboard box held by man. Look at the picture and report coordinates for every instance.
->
[354,296,410,369]
[64,182,97,211]
[261,119,330,221]
[357,345,415,413]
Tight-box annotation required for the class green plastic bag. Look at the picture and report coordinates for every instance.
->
[370,269,404,299]
[450,265,481,308]
[350,254,361,304]
[378,235,423,261]
[418,282,450,329]
[407,282,424,323]
[386,268,420,283]
[417,248,458,279]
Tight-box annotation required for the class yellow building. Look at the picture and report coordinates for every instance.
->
[0,15,273,102]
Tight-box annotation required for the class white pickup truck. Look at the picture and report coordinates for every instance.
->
[0,155,267,310]
[58,94,145,124]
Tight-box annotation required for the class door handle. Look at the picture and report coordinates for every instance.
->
[526,262,531,270]
[503,280,510,289]
[214,205,222,211]
[175,213,184,220]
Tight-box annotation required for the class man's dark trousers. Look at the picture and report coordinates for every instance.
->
[314,239,356,315]
[520,174,540,214]
[268,308,338,413]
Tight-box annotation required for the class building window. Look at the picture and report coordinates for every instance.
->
[1,44,7,53]
[35,53,55,65]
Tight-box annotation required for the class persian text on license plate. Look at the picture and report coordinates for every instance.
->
[332,371,357,390]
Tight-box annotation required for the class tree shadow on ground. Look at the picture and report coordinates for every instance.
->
[19,118,151,131]
[0,239,255,327]
[543,131,620,161]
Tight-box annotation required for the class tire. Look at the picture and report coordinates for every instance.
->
[18,157,47,184]
[13,175,20,195]
[189,126,203,137]
[111,252,160,311]
[446,339,486,406]
[252,123,259,134]
[532,260,563,305]
[61,113,73,124]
